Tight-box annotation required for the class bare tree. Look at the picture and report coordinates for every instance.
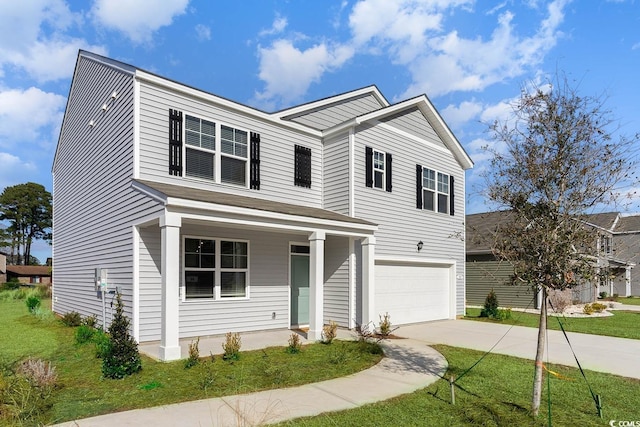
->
[483,74,639,416]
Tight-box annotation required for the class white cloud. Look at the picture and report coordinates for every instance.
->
[195,24,211,41]
[254,40,354,108]
[0,152,37,191]
[0,87,66,146]
[259,15,288,37]
[91,0,189,43]
[441,100,483,129]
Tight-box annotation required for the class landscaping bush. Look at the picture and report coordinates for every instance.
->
[93,329,111,359]
[0,279,20,291]
[480,289,499,318]
[75,325,96,345]
[378,312,398,338]
[599,291,608,299]
[286,333,302,354]
[26,295,41,313]
[82,314,98,328]
[549,289,572,313]
[102,293,142,379]
[184,338,200,369]
[321,320,338,344]
[222,332,241,361]
[61,311,82,327]
[495,308,513,321]
[591,302,607,313]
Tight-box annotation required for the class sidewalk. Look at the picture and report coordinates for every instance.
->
[52,338,447,427]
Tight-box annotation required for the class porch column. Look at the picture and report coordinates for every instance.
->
[625,267,632,297]
[160,213,181,361]
[308,231,325,341]
[361,236,376,326]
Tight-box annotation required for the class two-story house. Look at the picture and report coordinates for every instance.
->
[52,51,473,361]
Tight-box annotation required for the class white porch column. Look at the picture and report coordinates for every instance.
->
[159,213,182,361]
[308,231,325,341]
[625,267,632,297]
[361,236,376,326]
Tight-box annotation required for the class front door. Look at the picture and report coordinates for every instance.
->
[290,245,310,326]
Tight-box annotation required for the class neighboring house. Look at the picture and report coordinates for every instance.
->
[0,253,6,284]
[52,51,473,361]
[466,211,636,309]
[602,213,640,296]
[6,265,52,286]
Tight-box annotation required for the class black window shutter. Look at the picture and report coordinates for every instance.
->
[169,109,183,176]
[294,145,312,188]
[449,175,455,216]
[250,132,261,190]
[385,153,392,192]
[416,164,423,209]
[365,146,373,188]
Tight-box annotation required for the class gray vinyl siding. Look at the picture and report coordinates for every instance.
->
[380,107,446,150]
[352,119,467,315]
[284,94,384,130]
[613,233,640,296]
[324,235,350,326]
[323,132,350,215]
[52,55,163,327]
[137,82,323,208]
[465,256,537,308]
[138,225,162,342]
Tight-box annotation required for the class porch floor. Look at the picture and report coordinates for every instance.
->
[138,328,355,360]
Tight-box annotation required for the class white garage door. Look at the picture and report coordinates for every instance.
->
[375,263,451,325]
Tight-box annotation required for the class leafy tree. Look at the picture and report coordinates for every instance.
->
[102,293,142,379]
[0,183,52,265]
[483,75,638,416]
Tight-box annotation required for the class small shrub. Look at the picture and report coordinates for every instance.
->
[591,302,607,313]
[16,358,57,389]
[354,321,376,342]
[93,329,111,359]
[82,314,98,328]
[321,321,338,344]
[495,308,513,321]
[480,289,499,318]
[599,291,608,299]
[26,295,41,313]
[549,289,572,313]
[75,325,96,344]
[583,303,594,315]
[184,337,200,369]
[0,280,20,291]
[286,333,302,354]
[222,332,241,361]
[613,293,619,298]
[61,311,82,327]
[102,293,142,379]
[1,368,56,423]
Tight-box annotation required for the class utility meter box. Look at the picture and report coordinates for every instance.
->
[95,268,108,292]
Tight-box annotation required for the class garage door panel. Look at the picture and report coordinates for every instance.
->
[375,264,450,325]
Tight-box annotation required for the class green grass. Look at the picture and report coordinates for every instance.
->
[464,307,640,340]
[278,345,640,426]
[0,297,382,425]
[611,296,640,306]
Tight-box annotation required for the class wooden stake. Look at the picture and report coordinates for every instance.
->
[450,375,456,405]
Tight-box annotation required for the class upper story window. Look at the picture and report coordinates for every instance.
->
[417,165,453,215]
[365,146,392,192]
[600,235,612,255]
[169,109,260,189]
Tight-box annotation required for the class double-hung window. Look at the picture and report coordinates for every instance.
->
[373,150,385,189]
[183,237,249,300]
[185,116,216,181]
[221,125,248,185]
[365,146,392,192]
[421,167,450,214]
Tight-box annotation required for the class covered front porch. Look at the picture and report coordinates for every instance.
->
[132,180,378,361]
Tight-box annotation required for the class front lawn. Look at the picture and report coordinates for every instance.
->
[464,307,640,340]
[279,345,640,426]
[0,297,382,426]
[611,296,640,306]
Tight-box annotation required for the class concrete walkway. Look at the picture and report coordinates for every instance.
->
[399,319,640,379]
[52,337,447,427]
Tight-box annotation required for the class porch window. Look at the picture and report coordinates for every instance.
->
[183,237,249,300]
[184,238,215,298]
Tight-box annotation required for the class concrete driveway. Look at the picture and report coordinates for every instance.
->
[397,319,640,379]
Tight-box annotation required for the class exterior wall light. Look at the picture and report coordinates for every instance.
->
[417,241,424,251]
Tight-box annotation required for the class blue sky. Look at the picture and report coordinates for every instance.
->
[1,0,639,263]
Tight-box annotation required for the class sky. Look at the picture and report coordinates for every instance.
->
[1,0,639,263]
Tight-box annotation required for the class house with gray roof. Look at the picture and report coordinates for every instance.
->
[52,51,473,360]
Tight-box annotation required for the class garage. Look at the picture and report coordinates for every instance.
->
[375,262,453,325]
